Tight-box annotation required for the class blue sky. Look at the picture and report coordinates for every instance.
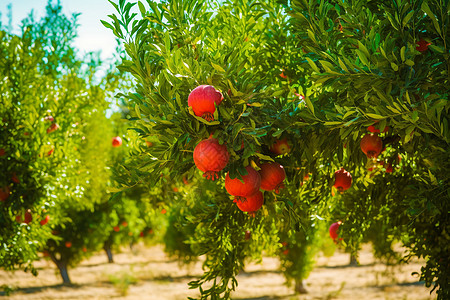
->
[0,0,125,60]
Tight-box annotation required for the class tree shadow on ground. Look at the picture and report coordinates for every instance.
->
[318,262,376,269]
[238,269,282,277]
[233,294,298,300]
[0,283,83,296]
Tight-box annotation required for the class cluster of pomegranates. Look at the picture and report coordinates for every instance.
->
[189,84,288,215]
[193,135,287,215]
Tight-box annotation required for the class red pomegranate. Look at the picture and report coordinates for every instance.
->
[269,138,291,155]
[225,166,261,198]
[193,138,229,180]
[259,162,286,193]
[11,173,20,184]
[24,210,32,224]
[360,133,383,158]
[368,124,389,133]
[333,168,352,192]
[416,39,431,52]
[112,136,122,147]
[234,191,264,214]
[46,123,59,134]
[188,85,223,121]
[385,163,393,173]
[40,215,50,226]
[329,222,341,240]
[0,186,10,202]
[0,148,5,156]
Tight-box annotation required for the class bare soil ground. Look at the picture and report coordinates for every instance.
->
[0,244,436,300]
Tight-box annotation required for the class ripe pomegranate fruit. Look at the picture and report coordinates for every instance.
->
[24,210,32,224]
[333,168,352,192]
[193,138,229,180]
[385,163,393,173]
[360,133,383,158]
[40,215,50,226]
[234,191,264,215]
[367,124,389,133]
[112,136,122,147]
[225,166,261,198]
[11,173,20,184]
[0,186,10,201]
[65,241,72,248]
[0,148,5,156]
[416,40,431,52]
[270,138,291,155]
[329,222,341,240]
[188,85,223,121]
[259,162,285,193]
[46,123,59,134]
[113,226,120,232]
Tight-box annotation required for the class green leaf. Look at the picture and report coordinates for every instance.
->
[367,113,384,119]
[390,62,399,71]
[356,49,370,67]
[305,57,320,73]
[304,96,315,115]
[428,45,444,53]
[421,3,441,35]
[255,153,274,162]
[323,121,342,126]
[405,59,415,66]
[428,170,438,185]
[138,1,146,15]
[211,62,225,73]
[338,57,349,72]
[402,10,414,27]
[400,46,406,62]
[357,41,370,58]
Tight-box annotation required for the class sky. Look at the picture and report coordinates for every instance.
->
[0,0,126,60]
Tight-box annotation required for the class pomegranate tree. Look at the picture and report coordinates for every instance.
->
[193,138,229,180]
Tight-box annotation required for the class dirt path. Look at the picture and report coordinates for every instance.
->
[0,244,436,299]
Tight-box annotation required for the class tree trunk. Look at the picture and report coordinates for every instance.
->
[349,253,359,266]
[103,243,114,263]
[49,252,71,285]
[295,279,308,294]
[57,261,71,285]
